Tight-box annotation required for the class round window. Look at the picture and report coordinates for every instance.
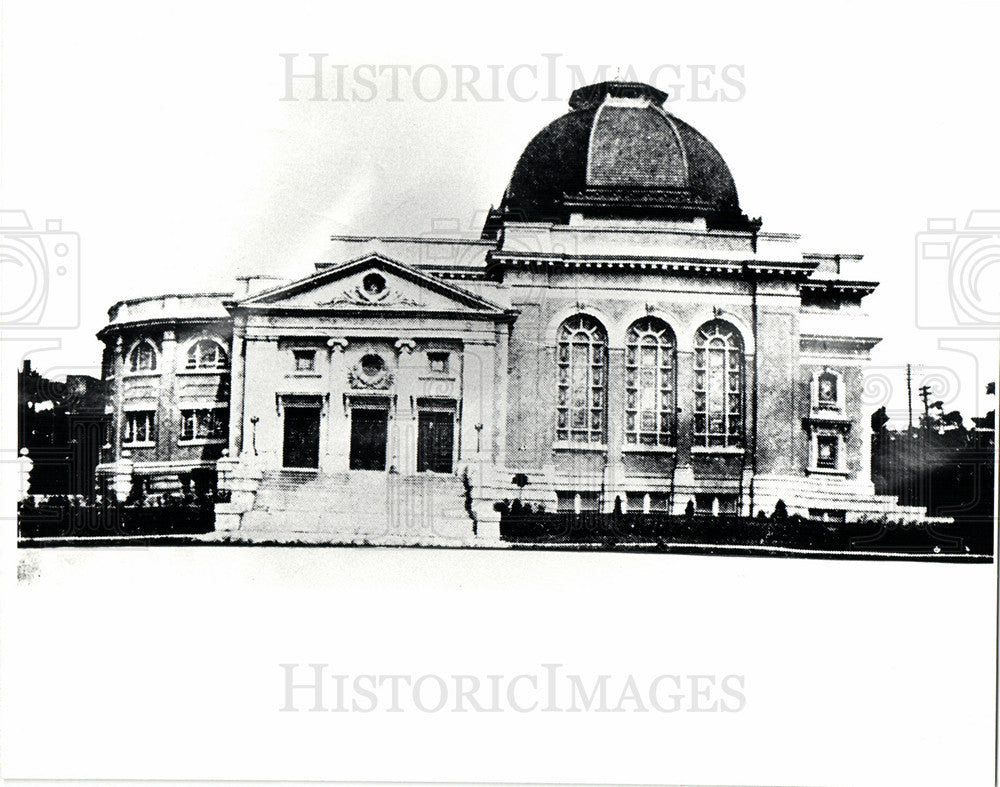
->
[360,354,385,377]
[362,272,386,296]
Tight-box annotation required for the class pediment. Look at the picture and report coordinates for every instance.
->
[236,253,505,315]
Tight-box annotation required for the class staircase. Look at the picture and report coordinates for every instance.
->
[231,470,478,545]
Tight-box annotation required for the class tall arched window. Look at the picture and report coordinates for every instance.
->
[626,317,676,446]
[186,339,228,370]
[693,320,744,448]
[127,340,158,373]
[556,315,607,444]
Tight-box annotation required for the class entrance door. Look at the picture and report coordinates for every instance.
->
[283,406,320,468]
[417,410,454,473]
[350,408,388,471]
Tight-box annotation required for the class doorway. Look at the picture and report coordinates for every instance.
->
[283,406,320,468]
[417,409,455,473]
[350,407,388,471]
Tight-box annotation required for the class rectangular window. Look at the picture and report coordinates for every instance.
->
[427,351,450,373]
[625,493,670,513]
[695,494,737,516]
[179,408,228,441]
[293,349,316,372]
[816,434,839,469]
[555,491,600,513]
[817,372,840,410]
[123,410,156,444]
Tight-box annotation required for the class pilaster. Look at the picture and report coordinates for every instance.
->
[394,338,418,474]
[673,348,695,513]
[228,316,247,458]
[326,338,350,472]
[603,346,626,511]
[159,328,177,463]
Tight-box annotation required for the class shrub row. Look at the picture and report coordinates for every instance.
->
[496,502,992,555]
[17,497,215,538]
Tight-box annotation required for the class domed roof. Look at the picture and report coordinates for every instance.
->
[496,81,750,229]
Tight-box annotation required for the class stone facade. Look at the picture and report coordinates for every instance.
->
[94,80,938,542]
[97,293,232,498]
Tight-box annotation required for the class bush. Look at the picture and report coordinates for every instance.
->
[496,505,991,555]
[18,496,215,539]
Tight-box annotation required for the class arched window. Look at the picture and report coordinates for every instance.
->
[625,317,676,446]
[693,320,744,448]
[556,315,607,444]
[186,339,228,370]
[127,340,158,373]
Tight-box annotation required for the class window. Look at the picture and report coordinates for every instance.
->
[360,354,385,377]
[128,341,157,373]
[428,351,450,374]
[362,272,386,296]
[556,315,607,444]
[693,321,744,448]
[695,494,738,516]
[816,434,839,469]
[625,318,676,446]
[817,371,839,409]
[293,349,316,372]
[556,491,600,513]
[186,340,228,370]
[123,410,155,444]
[625,492,670,513]
[179,408,228,441]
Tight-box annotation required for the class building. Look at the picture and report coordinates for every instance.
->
[94,80,937,543]
[19,360,107,496]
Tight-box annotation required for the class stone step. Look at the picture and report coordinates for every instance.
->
[236,469,476,544]
[254,488,466,512]
[238,508,475,544]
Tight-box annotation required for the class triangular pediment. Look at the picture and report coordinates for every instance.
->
[236,253,506,315]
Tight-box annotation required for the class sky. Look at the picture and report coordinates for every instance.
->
[2,0,998,425]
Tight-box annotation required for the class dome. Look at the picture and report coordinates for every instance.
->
[495,81,750,229]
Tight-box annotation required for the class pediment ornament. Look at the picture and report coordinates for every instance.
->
[316,271,425,308]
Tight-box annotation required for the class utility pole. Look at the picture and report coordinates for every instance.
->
[906,364,913,431]
[918,384,932,431]
[917,383,933,508]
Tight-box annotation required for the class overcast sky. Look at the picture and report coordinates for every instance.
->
[3,0,998,425]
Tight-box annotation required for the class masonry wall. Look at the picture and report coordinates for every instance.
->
[500,267,807,491]
[234,311,504,475]
[102,319,232,493]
